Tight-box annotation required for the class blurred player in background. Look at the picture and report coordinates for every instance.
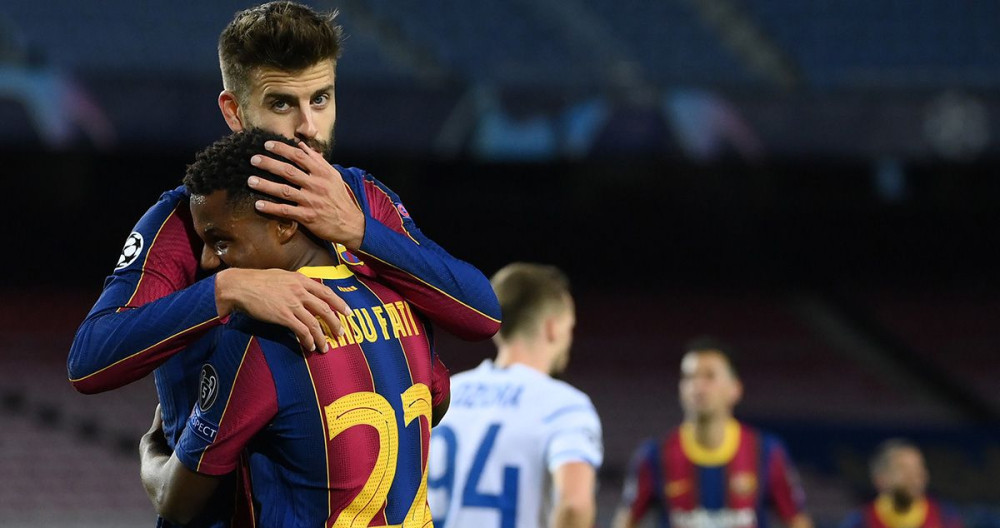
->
[428,263,603,528]
[67,2,500,526]
[840,439,962,528]
[613,338,812,528]
[140,129,449,526]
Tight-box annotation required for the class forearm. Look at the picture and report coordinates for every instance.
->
[139,430,174,516]
[357,219,501,340]
[552,499,595,528]
[611,508,638,528]
[68,277,223,393]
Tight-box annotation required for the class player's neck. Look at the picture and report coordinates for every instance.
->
[686,414,732,449]
[494,341,552,375]
[289,241,338,271]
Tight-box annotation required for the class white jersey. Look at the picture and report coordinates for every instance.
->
[428,360,603,528]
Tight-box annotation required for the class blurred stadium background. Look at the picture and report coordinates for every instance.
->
[2,0,999,527]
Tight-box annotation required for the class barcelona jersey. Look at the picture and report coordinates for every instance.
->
[622,420,806,528]
[841,496,962,528]
[175,265,448,527]
[67,165,500,527]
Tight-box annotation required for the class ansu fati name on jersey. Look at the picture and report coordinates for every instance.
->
[319,301,422,349]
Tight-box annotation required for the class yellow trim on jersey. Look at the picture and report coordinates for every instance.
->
[875,495,928,528]
[297,265,355,280]
[69,316,222,382]
[679,419,741,467]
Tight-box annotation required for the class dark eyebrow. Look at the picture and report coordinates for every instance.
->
[311,85,334,98]
[202,226,231,239]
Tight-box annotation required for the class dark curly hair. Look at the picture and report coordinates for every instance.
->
[183,128,298,209]
[219,1,343,105]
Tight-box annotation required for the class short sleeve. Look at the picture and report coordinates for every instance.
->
[174,333,278,476]
[542,395,603,472]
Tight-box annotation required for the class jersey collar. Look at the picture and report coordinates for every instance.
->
[679,418,741,466]
[874,494,928,528]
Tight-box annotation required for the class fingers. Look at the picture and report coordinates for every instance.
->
[251,151,311,187]
[263,140,323,176]
[286,304,323,353]
[253,199,312,224]
[301,295,344,344]
[247,175,304,204]
[302,278,352,317]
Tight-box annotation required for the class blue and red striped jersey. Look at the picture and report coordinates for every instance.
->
[175,265,447,527]
[622,420,806,528]
[67,166,499,526]
[841,496,963,528]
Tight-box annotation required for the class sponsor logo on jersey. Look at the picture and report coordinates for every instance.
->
[116,231,144,270]
[671,508,757,528]
[199,364,219,412]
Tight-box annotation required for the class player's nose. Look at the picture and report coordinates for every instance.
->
[296,108,319,140]
[200,244,223,272]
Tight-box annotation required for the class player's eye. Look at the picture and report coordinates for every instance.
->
[271,100,291,112]
[214,241,229,255]
[311,94,329,106]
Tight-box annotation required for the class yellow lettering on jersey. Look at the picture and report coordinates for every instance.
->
[384,303,407,339]
[323,386,434,528]
[372,306,391,340]
[337,285,358,293]
[356,308,378,343]
[325,391,398,528]
[400,302,421,336]
[401,384,433,528]
[394,302,414,336]
[335,313,355,346]
[318,318,341,350]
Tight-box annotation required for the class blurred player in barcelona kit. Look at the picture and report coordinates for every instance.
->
[613,339,812,528]
[428,263,603,528]
[840,440,962,528]
[140,128,451,526]
[67,3,500,526]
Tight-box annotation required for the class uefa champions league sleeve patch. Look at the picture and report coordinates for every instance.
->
[199,364,219,412]
[115,231,144,270]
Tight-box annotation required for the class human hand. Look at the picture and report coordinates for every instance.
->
[248,141,366,250]
[214,268,351,353]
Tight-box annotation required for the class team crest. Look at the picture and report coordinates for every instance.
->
[199,364,219,412]
[116,231,144,270]
[666,479,689,498]
[729,472,757,498]
[336,243,363,266]
[395,202,411,219]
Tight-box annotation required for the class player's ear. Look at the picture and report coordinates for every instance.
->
[543,315,558,343]
[219,90,245,132]
[731,378,744,404]
[273,218,299,244]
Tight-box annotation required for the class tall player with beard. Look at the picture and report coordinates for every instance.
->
[67,3,500,526]
[840,440,962,528]
[613,339,812,528]
[140,129,451,526]
[428,263,604,528]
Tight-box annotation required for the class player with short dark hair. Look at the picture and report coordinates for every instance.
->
[840,440,962,528]
[140,128,450,526]
[68,2,500,527]
[613,339,812,528]
[428,263,603,528]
